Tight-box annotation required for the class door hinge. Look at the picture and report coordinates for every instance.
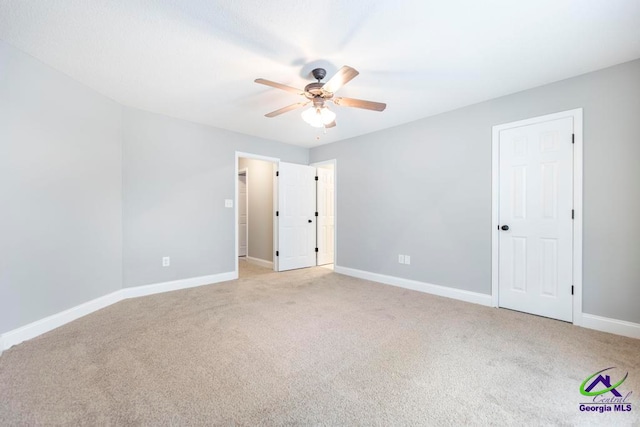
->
[276,251,279,257]
[315,248,318,253]
[276,211,279,216]
[315,212,318,217]
[315,176,318,181]
[572,134,575,144]
[571,285,574,295]
[276,171,279,177]
[571,209,574,219]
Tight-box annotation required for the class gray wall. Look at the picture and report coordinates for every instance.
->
[0,40,307,334]
[238,158,274,262]
[123,108,306,287]
[0,41,123,334]
[310,59,640,324]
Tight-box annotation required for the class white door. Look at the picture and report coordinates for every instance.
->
[498,116,574,321]
[277,162,316,271]
[316,168,335,265]
[238,172,248,257]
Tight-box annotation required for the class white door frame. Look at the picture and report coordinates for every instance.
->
[491,108,583,325]
[238,168,248,257]
[311,159,337,267]
[235,152,280,277]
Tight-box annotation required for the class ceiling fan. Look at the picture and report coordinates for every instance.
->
[255,66,386,129]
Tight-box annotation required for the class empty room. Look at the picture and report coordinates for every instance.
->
[1,0,639,425]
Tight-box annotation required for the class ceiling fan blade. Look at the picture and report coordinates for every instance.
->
[265,102,309,118]
[322,66,359,94]
[325,120,337,129]
[333,97,386,111]
[255,78,304,96]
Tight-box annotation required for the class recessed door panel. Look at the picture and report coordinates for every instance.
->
[512,166,527,219]
[540,238,558,297]
[512,237,527,292]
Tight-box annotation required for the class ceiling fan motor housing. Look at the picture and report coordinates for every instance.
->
[305,68,332,99]
[304,82,325,98]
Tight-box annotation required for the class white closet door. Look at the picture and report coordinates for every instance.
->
[277,162,316,271]
[498,117,574,321]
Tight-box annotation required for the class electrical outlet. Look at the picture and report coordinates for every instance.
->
[225,199,233,208]
[404,255,411,265]
[162,257,170,267]
[398,254,405,264]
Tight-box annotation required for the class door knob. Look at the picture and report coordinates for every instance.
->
[501,225,509,231]
[308,219,312,223]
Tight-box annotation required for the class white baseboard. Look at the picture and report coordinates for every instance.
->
[4,270,637,355]
[1,271,236,353]
[581,313,640,340]
[334,266,492,307]
[121,271,237,299]
[245,256,274,269]
[1,289,123,352]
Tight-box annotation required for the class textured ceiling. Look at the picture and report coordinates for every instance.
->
[1,0,639,147]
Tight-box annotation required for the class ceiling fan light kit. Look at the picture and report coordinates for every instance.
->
[301,106,336,128]
[255,65,386,129]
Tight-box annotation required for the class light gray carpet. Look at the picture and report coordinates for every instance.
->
[1,260,639,425]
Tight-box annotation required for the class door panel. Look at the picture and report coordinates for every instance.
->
[511,237,527,292]
[277,162,316,271]
[498,117,573,322]
[316,168,335,266]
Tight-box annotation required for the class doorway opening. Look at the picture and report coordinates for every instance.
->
[491,109,583,324]
[234,153,338,278]
[235,153,279,278]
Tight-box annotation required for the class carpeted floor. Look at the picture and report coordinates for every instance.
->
[1,260,639,425]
